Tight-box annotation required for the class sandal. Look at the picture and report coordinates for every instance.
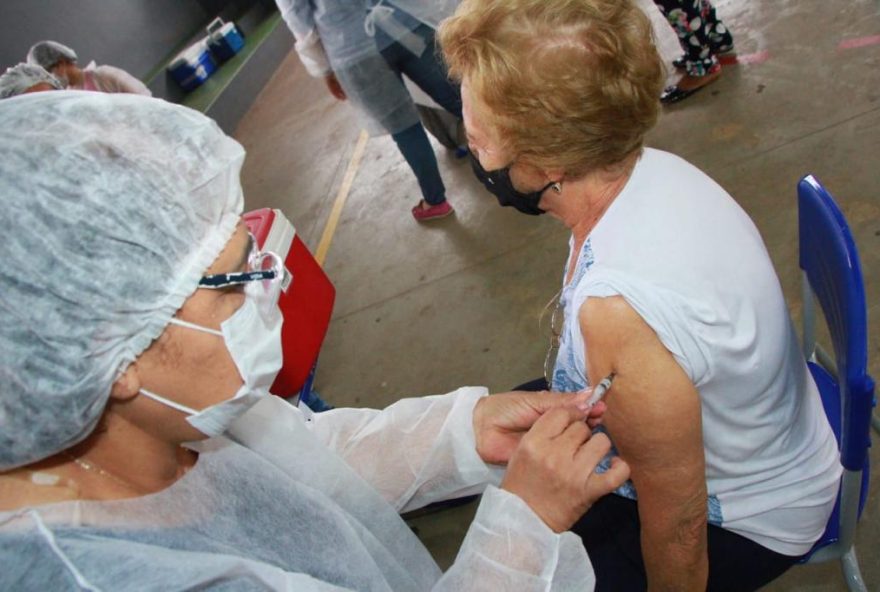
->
[660,70,721,104]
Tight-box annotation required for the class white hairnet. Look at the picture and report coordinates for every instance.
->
[0,92,244,470]
[26,40,78,70]
[0,63,62,99]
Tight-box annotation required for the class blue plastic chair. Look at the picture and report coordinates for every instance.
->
[797,175,875,591]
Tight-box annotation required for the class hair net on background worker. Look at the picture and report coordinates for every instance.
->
[0,63,62,99]
[26,40,78,70]
[0,92,244,470]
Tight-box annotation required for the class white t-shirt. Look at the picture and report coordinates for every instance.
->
[551,148,841,556]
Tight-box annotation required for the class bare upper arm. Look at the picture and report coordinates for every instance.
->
[578,296,706,509]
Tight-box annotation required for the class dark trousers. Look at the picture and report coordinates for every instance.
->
[573,494,799,592]
[512,378,800,591]
[377,24,463,205]
[389,123,446,205]
[653,0,734,76]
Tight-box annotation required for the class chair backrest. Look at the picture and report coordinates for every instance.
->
[798,174,875,560]
[799,175,874,470]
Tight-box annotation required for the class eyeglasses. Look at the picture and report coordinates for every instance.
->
[198,235,286,293]
[542,289,563,388]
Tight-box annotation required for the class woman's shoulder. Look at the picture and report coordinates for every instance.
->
[638,147,703,175]
[600,148,753,256]
[631,148,730,204]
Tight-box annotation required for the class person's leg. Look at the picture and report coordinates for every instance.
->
[701,0,734,52]
[393,24,463,119]
[570,495,648,592]
[570,494,801,591]
[654,0,724,103]
[669,0,734,69]
[377,31,454,218]
[705,526,800,591]
[654,0,720,77]
[390,122,448,206]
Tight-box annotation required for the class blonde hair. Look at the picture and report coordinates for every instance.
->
[439,0,664,177]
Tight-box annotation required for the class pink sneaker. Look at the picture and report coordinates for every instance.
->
[412,200,454,222]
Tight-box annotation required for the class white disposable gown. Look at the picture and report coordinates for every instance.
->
[0,388,595,590]
[73,61,152,96]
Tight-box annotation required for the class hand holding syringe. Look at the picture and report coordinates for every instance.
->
[495,371,628,533]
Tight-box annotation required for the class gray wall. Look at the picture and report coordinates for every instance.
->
[0,0,292,132]
[0,1,212,81]
[205,20,292,133]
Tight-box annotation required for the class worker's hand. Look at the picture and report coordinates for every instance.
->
[501,409,630,532]
[324,73,346,101]
[473,389,606,465]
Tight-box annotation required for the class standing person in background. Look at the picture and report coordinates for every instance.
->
[27,40,152,96]
[276,0,462,222]
[652,0,735,103]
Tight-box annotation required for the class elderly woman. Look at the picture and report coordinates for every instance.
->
[439,1,841,590]
[0,92,627,590]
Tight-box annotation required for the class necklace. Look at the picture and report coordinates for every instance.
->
[64,452,144,494]
[541,288,564,388]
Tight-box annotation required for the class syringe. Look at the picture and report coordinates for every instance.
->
[583,372,616,408]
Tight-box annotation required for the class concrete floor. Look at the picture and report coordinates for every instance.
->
[234,0,880,589]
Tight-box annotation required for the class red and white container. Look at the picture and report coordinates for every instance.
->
[243,208,335,398]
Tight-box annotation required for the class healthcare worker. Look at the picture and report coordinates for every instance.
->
[0,92,628,590]
[0,63,63,99]
[276,0,462,222]
[26,40,152,96]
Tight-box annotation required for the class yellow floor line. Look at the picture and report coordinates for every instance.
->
[314,129,369,267]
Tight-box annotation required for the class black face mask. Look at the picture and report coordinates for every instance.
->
[469,152,555,216]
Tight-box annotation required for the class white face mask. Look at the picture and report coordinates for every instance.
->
[140,280,283,437]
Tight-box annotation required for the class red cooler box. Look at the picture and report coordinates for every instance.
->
[243,208,335,397]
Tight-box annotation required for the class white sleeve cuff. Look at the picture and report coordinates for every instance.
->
[434,485,596,591]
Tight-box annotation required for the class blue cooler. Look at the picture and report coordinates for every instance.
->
[207,18,245,63]
[167,40,216,92]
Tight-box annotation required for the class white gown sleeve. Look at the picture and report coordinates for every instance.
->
[308,386,504,512]
[275,0,332,77]
[308,388,597,591]
[436,485,597,591]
